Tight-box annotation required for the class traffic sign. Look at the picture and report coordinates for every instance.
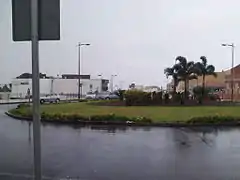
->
[12,0,60,41]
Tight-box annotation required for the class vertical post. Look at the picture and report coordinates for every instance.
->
[110,76,113,92]
[231,44,235,102]
[111,75,115,92]
[31,0,42,179]
[78,43,81,100]
[50,78,54,94]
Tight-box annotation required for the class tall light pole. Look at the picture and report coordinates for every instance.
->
[110,75,117,92]
[222,43,235,102]
[77,42,90,100]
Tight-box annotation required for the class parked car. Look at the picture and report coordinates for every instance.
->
[85,92,96,99]
[96,92,119,100]
[40,94,60,104]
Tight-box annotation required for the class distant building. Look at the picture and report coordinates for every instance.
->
[131,85,161,92]
[224,65,240,100]
[11,73,109,98]
[175,71,226,93]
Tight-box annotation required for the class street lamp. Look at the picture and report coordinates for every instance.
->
[110,75,117,92]
[77,42,90,100]
[222,43,235,102]
[98,74,103,79]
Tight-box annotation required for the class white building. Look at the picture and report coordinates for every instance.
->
[130,85,161,92]
[11,74,109,98]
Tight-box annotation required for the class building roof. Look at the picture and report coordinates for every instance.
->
[61,74,90,79]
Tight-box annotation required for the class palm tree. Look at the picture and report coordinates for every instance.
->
[195,56,217,96]
[175,56,198,99]
[164,67,179,94]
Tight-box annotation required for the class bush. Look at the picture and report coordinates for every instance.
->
[152,91,163,104]
[164,93,170,104]
[131,116,152,123]
[90,114,130,122]
[125,90,162,106]
[114,90,125,101]
[187,116,239,124]
[125,90,145,106]
[17,103,31,109]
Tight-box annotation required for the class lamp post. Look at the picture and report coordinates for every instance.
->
[98,74,102,79]
[98,74,103,93]
[77,42,90,100]
[110,75,117,92]
[222,43,235,102]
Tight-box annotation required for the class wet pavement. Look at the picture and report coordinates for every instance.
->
[1,105,240,179]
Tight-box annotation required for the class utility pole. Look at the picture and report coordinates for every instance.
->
[77,42,90,100]
[110,75,117,92]
[231,43,235,102]
[31,0,41,179]
[222,43,235,102]
[78,43,81,100]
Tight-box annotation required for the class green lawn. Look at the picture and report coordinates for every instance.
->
[22,102,240,122]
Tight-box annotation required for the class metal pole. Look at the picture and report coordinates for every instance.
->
[31,0,42,179]
[78,43,81,101]
[111,75,113,92]
[231,44,235,102]
[111,75,117,92]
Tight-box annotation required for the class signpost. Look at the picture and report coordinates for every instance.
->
[12,0,60,179]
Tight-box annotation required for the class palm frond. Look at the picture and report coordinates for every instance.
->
[206,65,215,73]
[200,56,207,67]
[164,67,174,78]
[194,62,203,76]
[176,56,187,67]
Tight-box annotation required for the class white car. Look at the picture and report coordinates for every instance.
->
[40,94,60,104]
[85,92,96,99]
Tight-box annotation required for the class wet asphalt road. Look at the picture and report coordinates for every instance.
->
[1,104,240,179]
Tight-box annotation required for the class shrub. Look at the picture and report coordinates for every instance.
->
[164,93,170,104]
[125,90,161,106]
[17,103,31,109]
[125,90,146,106]
[90,114,115,121]
[187,116,239,124]
[131,116,152,123]
[114,90,125,101]
[152,91,163,104]
[193,86,217,100]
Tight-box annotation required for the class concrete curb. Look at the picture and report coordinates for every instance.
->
[5,111,240,128]
[0,101,29,105]
[0,99,86,105]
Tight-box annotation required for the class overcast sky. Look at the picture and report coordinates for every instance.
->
[0,0,240,88]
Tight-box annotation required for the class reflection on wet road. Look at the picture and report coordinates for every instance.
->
[1,105,240,179]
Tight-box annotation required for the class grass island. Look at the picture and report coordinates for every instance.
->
[7,101,240,126]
